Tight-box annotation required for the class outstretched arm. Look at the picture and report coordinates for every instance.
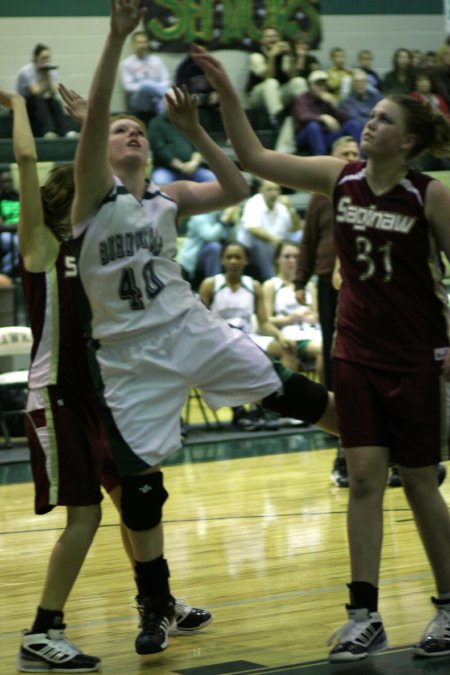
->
[72,0,145,225]
[162,85,250,216]
[191,44,343,198]
[0,89,58,272]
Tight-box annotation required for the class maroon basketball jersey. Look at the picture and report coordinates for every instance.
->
[332,161,449,372]
[20,241,93,389]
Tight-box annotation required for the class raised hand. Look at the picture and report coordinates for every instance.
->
[0,88,23,110]
[190,43,232,93]
[110,0,146,38]
[58,84,88,124]
[165,85,200,137]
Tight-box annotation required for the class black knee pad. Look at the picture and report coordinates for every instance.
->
[262,372,328,424]
[121,471,168,531]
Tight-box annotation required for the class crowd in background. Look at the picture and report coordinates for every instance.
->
[1,3,450,668]
[2,31,450,380]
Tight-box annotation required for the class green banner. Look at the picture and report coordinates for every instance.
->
[142,0,322,52]
[0,0,443,17]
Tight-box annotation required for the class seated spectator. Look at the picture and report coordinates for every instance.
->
[326,47,353,100]
[198,241,297,429]
[175,46,222,132]
[410,70,450,116]
[409,71,450,170]
[262,241,323,379]
[237,180,301,281]
[293,70,363,157]
[431,44,450,108]
[356,49,382,91]
[425,50,438,71]
[0,170,19,278]
[0,170,20,227]
[0,231,18,278]
[382,47,416,95]
[121,31,171,118]
[199,241,286,343]
[245,26,291,127]
[412,49,424,70]
[272,34,311,110]
[176,206,240,288]
[339,69,382,127]
[16,44,70,138]
[287,32,321,81]
[269,32,317,153]
[148,96,216,185]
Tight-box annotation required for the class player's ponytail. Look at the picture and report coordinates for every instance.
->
[41,164,74,238]
[389,94,450,158]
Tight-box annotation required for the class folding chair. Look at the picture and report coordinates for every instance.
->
[0,326,32,447]
[183,388,222,429]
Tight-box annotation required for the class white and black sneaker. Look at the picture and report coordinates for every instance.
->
[232,406,264,432]
[388,465,402,487]
[17,627,101,672]
[327,606,388,662]
[135,597,175,654]
[413,597,450,657]
[330,449,349,488]
[170,599,213,635]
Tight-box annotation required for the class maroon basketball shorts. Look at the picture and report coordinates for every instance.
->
[333,358,447,467]
[26,386,120,514]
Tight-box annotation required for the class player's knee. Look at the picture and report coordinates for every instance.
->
[262,372,328,423]
[68,503,102,534]
[120,471,168,531]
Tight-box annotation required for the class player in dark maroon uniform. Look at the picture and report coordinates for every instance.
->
[1,89,111,673]
[194,45,450,662]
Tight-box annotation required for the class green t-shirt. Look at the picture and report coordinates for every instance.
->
[0,198,20,226]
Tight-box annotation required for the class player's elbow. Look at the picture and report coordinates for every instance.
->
[238,147,269,175]
[17,150,38,165]
[236,180,251,201]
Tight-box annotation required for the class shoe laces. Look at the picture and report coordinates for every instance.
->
[137,602,172,634]
[174,599,191,620]
[422,605,450,640]
[327,618,373,647]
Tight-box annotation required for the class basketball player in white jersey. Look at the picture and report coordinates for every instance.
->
[71,1,338,657]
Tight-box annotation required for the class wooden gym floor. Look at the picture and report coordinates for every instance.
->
[1,414,450,674]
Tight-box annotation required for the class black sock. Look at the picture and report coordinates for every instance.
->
[348,581,378,613]
[135,555,171,608]
[31,607,64,633]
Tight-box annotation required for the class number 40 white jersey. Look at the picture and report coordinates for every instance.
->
[72,177,196,342]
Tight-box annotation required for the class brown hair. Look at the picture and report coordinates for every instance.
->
[32,43,50,60]
[389,94,450,158]
[41,164,74,238]
[275,240,299,260]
